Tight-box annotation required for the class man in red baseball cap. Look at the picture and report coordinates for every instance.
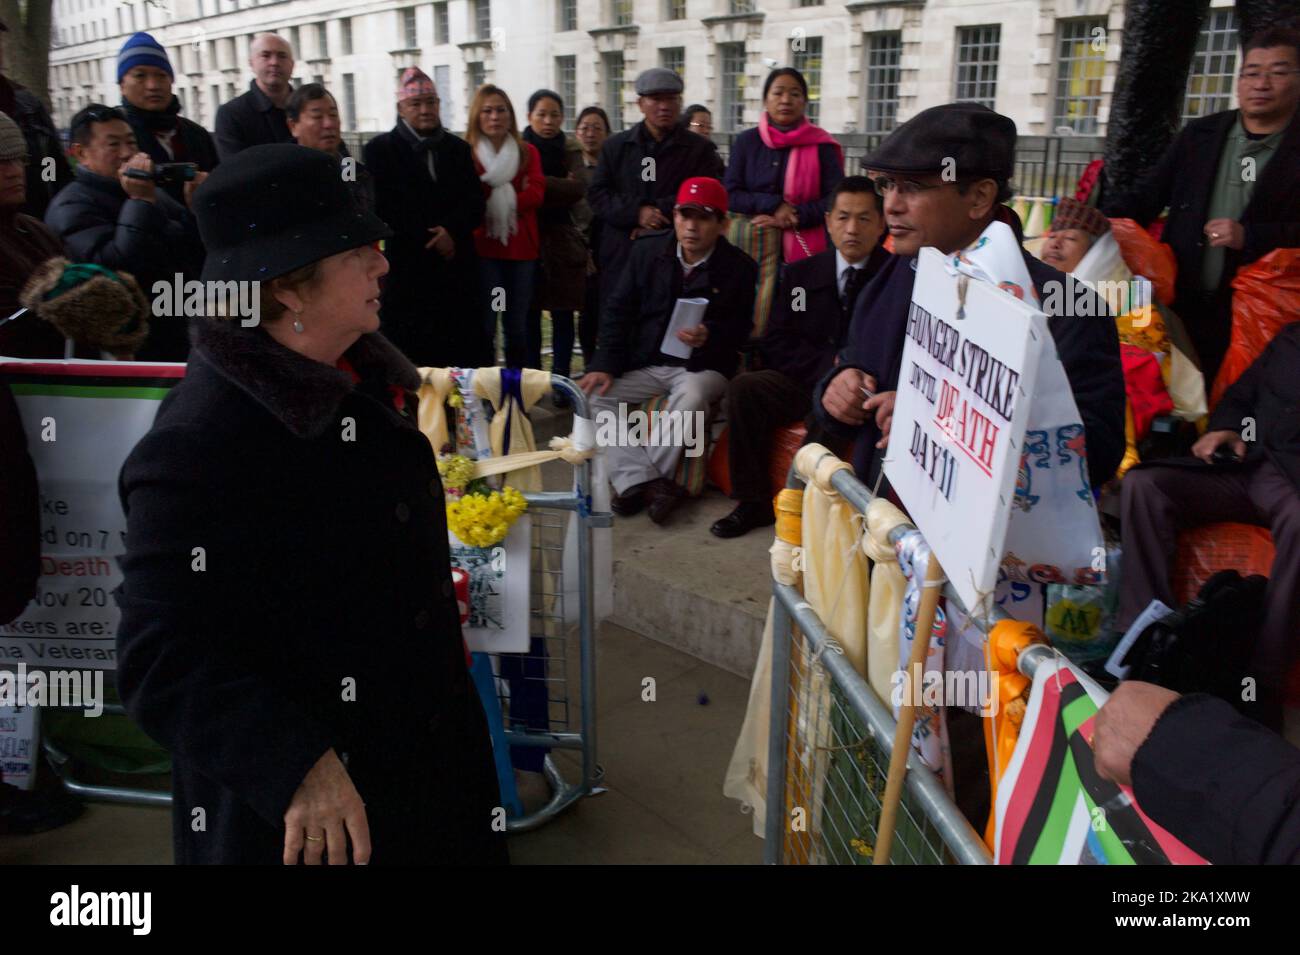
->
[581,176,757,524]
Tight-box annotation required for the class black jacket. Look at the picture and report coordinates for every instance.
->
[43,167,205,361]
[587,121,725,285]
[0,75,71,219]
[760,244,890,392]
[1110,109,1300,303]
[590,230,756,379]
[115,320,505,864]
[1142,322,1300,494]
[814,249,1126,489]
[1133,693,1300,864]
[120,99,220,205]
[214,80,295,161]
[364,124,491,367]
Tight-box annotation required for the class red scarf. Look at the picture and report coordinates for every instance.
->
[758,114,843,262]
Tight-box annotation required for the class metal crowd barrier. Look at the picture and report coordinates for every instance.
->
[31,374,608,833]
[764,460,997,865]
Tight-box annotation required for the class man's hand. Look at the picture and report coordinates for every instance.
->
[182,170,208,209]
[579,371,613,396]
[1093,682,1180,788]
[676,324,708,349]
[866,391,897,448]
[283,749,371,865]
[1204,218,1245,250]
[821,368,877,426]
[426,226,455,259]
[638,205,669,230]
[120,153,157,203]
[1192,429,1247,464]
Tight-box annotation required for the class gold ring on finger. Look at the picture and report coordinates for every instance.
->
[305,834,324,842]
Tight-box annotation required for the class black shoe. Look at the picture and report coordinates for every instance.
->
[646,478,687,525]
[611,482,648,517]
[0,782,84,836]
[710,502,776,539]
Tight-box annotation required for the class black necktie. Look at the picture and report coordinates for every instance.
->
[841,266,866,312]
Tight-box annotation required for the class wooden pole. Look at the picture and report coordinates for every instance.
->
[873,556,944,865]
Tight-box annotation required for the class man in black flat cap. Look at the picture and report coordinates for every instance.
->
[588,66,725,304]
[812,102,1125,493]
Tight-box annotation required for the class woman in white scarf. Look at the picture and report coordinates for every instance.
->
[468,85,545,368]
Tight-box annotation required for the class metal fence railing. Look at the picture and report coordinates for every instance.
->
[765,457,996,866]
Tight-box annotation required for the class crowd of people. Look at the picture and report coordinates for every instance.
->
[0,19,1297,864]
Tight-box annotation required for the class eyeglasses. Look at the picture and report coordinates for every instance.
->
[871,175,942,198]
[1239,68,1300,82]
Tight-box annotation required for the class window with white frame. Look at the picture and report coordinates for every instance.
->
[790,35,823,126]
[667,0,686,19]
[603,51,625,132]
[660,46,685,87]
[556,56,577,127]
[342,74,357,129]
[954,24,999,109]
[719,42,747,132]
[475,0,491,42]
[434,3,450,44]
[341,19,352,56]
[468,61,486,97]
[863,31,901,134]
[400,8,417,49]
[1185,8,1238,121]
[559,0,577,32]
[316,22,329,59]
[611,0,632,27]
[1053,18,1106,133]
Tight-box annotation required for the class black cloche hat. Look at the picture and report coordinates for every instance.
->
[194,144,392,284]
[864,102,1017,182]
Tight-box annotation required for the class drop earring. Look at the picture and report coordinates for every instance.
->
[292,308,304,334]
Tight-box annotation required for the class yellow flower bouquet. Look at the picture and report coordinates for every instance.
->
[438,453,528,548]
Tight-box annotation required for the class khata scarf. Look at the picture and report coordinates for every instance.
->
[475,135,521,246]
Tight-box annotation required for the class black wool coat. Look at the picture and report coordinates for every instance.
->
[119,100,220,206]
[589,230,757,379]
[364,124,491,368]
[759,244,890,392]
[1109,109,1300,304]
[213,80,296,161]
[115,319,506,865]
[587,121,725,290]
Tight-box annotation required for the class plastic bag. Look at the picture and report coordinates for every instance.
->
[1109,218,1177,307]
[1211,248,1300,406]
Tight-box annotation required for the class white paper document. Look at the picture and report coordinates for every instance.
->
[660,297,709,359]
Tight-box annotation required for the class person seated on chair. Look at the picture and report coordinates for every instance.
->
[711,175,889,539]
[1117,322,1300,733]
[580,176,756,525]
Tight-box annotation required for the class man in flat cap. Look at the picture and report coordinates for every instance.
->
[588,67,724,306]
[363,68,490,367]
[813,102,1125,492]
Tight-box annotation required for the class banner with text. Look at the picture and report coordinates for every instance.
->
[0,360,182,670]
[885,251,1105,614]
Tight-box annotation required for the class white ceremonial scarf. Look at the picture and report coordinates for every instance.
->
[475,135,521,246]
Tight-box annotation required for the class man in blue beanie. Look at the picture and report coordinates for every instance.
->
[117,32,218,203]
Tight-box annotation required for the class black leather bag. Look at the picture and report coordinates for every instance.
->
[1120,570,1268,700]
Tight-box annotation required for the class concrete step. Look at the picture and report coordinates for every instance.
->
[608,492,771,679]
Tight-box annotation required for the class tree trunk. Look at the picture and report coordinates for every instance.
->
[0,0,54,108]
[1100,0,1211,215]
[1238,0,1300,43]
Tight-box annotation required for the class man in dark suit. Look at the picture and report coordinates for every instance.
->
[363,68,489,367]
[1107,26,1300,385]
[214,33,297,161]
[711,176,889,538]
[1118,322,1300,732]
[581,177,756,525]
[587,68,724,305]
[813,103,1126,495]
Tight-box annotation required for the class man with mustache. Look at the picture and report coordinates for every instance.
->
[812,103,1125,494]
[215,33,298,160]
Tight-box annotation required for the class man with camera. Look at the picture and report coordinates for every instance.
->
[44,105,206,361]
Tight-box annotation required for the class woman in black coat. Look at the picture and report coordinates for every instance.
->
[115,144,506,865]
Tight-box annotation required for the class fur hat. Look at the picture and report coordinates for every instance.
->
[0,111,27,164]
[20,259,151,356]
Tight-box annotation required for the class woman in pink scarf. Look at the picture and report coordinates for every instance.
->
[723,67,844,263]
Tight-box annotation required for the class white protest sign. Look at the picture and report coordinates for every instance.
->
[884,249,1043,614]
[449,514,531,654]
[0,361,182,670]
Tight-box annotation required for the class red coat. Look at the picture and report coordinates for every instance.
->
[472,141,545,261]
